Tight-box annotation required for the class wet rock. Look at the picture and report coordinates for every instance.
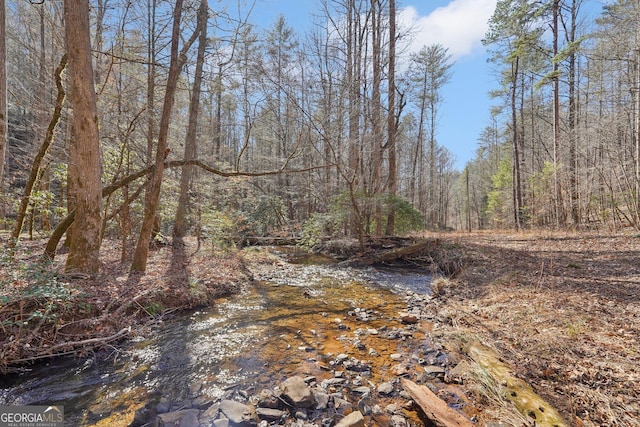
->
[254,389,280,409]
[153,409,200,427]
[334,410,365,427]
[343,358,371,372]
[219,400,255,426]
[156,397,172,414]
[213,419,230,427]
[255,407,285,421]
[282,376,316,408]
[377,382,394,396]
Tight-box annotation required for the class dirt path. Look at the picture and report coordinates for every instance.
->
[427,231,640,426]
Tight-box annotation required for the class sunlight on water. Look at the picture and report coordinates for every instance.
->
[1,252,434,426]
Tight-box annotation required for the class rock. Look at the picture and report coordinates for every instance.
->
[385,403,401,414]
[255,389,280,409]
[399,312,418,324]
[282,376,315,408]
[255,408,285,421]
[333,397,353,414]
[312,389,330,410]
[294,410,308,420]
[335,410,365,427]
[390,353,403,361]
[213,419,230,427]
[153,409,200,427]
[352,386,371,395]
[377,382,394,396]
[424,365,446,376]
[219,400,254,426]
[391,414,408,426]
[445,361,472,384]
[391,363,410,376]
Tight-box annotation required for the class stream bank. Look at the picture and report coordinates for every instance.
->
[1,245,480,426]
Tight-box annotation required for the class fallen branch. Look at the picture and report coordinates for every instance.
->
[8,326,131,365]
[401,378,474,427]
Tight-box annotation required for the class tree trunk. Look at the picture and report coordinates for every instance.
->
[10,55,67,244]
[0,0,6,204]
[131,0,189,272]
[385,0,397,236]
[370,0,383,236]
[173,0,208,241]
[130,10,212,271]
[64,0,103,275]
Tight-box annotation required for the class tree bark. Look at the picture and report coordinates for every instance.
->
[0,0,6,204]
[64,0,103,275]
[385,0,397,236]
[401,379,474,427]
[173,0,207,241]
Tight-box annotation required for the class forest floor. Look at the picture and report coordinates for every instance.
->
[424,230,640,427]
[1,231,639,426]
[0,237,251,371]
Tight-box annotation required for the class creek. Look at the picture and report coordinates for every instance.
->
[0,249,447,426]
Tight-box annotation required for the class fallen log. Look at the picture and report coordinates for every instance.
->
[340,240,434,267]
[466,342,568,427]
[401,379,474,427]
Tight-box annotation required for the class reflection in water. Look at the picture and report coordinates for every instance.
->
[0,257,432,426]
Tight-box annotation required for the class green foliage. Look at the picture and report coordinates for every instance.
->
[385,196,424,234]
[201,209,239,249]
[247,195,285,235]
[299,215,323,250]
[486,157,513,225]
[325,192,424,236]
[0,247,76,328]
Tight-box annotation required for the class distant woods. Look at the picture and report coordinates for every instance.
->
[0,0,638,275]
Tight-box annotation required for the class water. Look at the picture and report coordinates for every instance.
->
[0,253,433,426]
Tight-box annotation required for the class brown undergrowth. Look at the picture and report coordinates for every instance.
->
[425,230,640,427]
[0,237,249,372]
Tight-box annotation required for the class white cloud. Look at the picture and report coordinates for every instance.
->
[400,0,498,59]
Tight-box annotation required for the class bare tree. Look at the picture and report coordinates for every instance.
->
[63,0,103,275]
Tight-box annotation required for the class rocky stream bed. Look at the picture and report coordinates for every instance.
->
[1,248,475,427]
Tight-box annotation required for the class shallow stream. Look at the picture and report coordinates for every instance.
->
[0,250,439,426]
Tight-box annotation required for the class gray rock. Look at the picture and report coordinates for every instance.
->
[255,407,285,421]
[334,410,365,427]
[424,365,446,376]
[312,389,330,410]
[213,418,230,427]
[391,414,408,426]
[255,389,280,409]
[352,386,371,395]
[377,382,394,396]
[333,397,353,414]
[219,400,254,426]
[282,376,316,408]
[153,409,200,427]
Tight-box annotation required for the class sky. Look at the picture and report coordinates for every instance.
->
[248,0,610,170]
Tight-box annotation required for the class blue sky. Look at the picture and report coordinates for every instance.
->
[249,0,610,170]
